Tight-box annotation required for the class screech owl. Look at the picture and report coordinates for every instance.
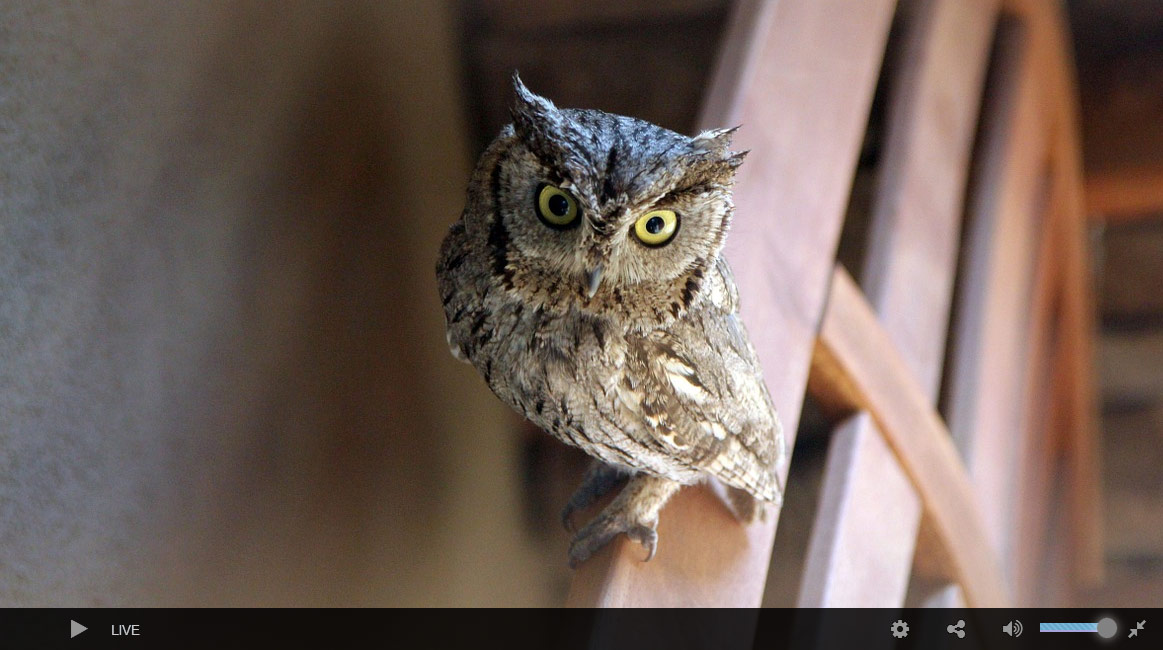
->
[437,74,785,568]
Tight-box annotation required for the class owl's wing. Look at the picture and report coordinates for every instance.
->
[619,258,784,503]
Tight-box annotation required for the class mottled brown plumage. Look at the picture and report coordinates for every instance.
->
[437,75,784,567]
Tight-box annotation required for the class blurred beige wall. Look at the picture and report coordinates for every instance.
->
[0,0,547,606]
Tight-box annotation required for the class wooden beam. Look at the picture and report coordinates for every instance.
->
[862,0,1000,398]
[942,11,1045,577]
[798,413,921,606]
[798,0,998,607]
[1004,0,1105,590]
[812,267,1011,608]
[1086,166,1163,222]
[1038,466,1081,606]
[1056,195,1107,589]
[566,0,895,607]
[1010,165,1060,605]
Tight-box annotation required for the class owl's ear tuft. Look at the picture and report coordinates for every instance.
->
[677,142,748,188]
[510,72,559,134]
[699,150,748,185]
[725,149,749,171]
[690,126,741,156]
[687,127,747,179]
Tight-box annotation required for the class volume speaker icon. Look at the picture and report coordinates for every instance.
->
[1003,620,1024,637]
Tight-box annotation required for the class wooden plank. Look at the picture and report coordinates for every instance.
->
[906,526,967,607]
[1004,0,1105,589]
[1086,166,1163,221]
[942,12,1045,576]
[1010,165,1059,605]
[862,0,999,398]
[1038,466,1079,606]
[1072,28,1163,221]
[812,267,1010,607]
[798,413,921,606]
[798,0,998,607]
[1056,205,1106,589]
[566,0,896,607]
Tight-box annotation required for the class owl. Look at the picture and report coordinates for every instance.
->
[437,74,785,567]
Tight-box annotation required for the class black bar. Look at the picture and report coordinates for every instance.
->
[0,608,1155,650]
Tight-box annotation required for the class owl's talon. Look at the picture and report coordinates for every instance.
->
[561,505,579,534]
[567,474,679,568]
[561,462,627,534]
[561,495,593,534]
[568,516,659,568]
[627,525,658,562]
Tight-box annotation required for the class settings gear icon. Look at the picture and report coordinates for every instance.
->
[891,620,910,638]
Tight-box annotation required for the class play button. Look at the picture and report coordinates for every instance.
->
[70,620,87,639]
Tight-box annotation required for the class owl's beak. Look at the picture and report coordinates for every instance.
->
[585,265,604,298]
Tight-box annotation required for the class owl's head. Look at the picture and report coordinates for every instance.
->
[469,74,746,318]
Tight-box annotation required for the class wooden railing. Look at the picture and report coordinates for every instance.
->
[567,0,1099,608]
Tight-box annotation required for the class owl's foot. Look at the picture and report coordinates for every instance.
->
[567,474,681,568]
[561,462,628,533]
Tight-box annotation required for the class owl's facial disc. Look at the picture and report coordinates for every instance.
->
[495,76,749,306]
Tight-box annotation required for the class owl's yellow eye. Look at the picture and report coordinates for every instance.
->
[535,183,580,229]
[633,210,679,247]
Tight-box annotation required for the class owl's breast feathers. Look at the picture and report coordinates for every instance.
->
[616,299,784,504]
[438,227,783,504]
